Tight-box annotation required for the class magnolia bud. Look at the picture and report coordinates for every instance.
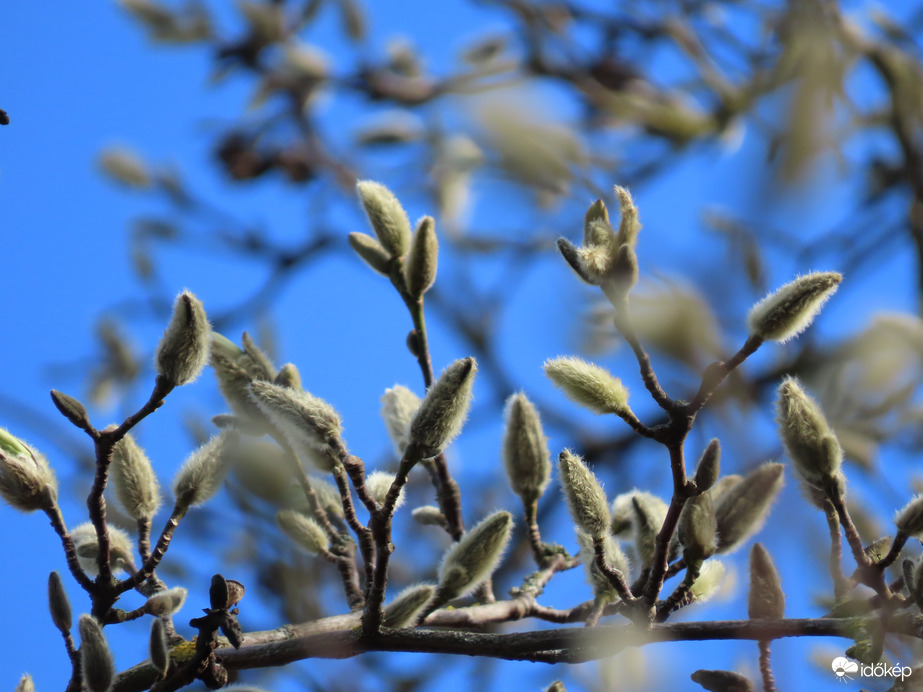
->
[409,358,477,458]
[558,450,610,540]
[356,180,412,257]
[690,559,726,603]
[210,332,274,425]
[746,271,842,343]
[600,244,638,304]
[72,522,135,575]
[348,232,392,275]
[776,377,842,491]
[381,385,422,457]
[693,439,721,492]
[610,490,667,537]
[277,509,330,554]
[249,381,343,464]
[557,237,594,284]
[895,494,923,538]
[383,583,436,628]
[583,199,610,245]
[154,290,210,386]
[412,505,448,528]
[49,389,92,431]
[502,393,551,504]
[365,471,404,509]
[748,543,784,619]
[14,675,34,692]
[544,357,629,415]
[576,530,629,601]
[613,186,641,249]
[79,614,114,692]
[231,439,293,504]
[405,216,439,298]
[111,433,161,520]
[714,463,784,553]
[0,428,57,512]
[144,587,188,617]
[690,669,753,692]
[150,618,169,677]
[274,363,302,390]
[546,683,567,692]
[172,431,237,509]
[678,493,718,562]
[632,495,664,568]
[434,511,512,606]
[47,571,72,633]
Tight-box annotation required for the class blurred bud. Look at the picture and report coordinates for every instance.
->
[111,433,161,520]
[72,522,135,575]
[902,558,915,596]
[434,511,512,606]
[50,390,92,431]
[714,462,784,553]
[544,357,629,415]
[172,431,237,509]
[895,495,923,538]
[405,216,439,298]
[583,199,610,245]
[150,617,169,678]
[381,385,422,457]
[558,450,610,540]
[154,290,210,387]
[365,471,404,510]
[746,271,842,343]
[776,377,843,491]
[557,238,595,284]
[679,493,718,562]
[348,232,392,275]
[287,475,344,519]
[502,393,551,505]
[79,614,114,692]
[47,571,72,633]
[748,543,784,619]
[613,186,641,249]
[576,530,629,601]
[383,583,435,628]
[356,180,412,257]
[409,358,477,458]
[546,683,567,692]
[144,587,188,617]
[210,332,275,425]
[412,505,448,528]
[14,675,33,692]
[694,439,721,492]
[0,428,57,512]
[690,669,753,692]
[98,147,150,188]
[600,244,639,305]
[277,509,330,554]
[274,363,302,390]
[611,490,667,536]
[632,494,664,569]
[690,559,726,604]
[231,439,293,505]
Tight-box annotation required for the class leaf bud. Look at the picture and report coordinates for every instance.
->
[502,393,551,505]
[150,618,169,678]
[405,216,439,298]
[543,357,629,415]
[383,583,436,628]
[693,439,721,493]
[365,470,404,509]
[111,433,161,520]
[895,494,923,538]
[348,232,392,275]
[714,462,784,553]
[746,271,841,343]
[277,509,330,555]
[249,381,343,464]
[50,389,92,432]
[47,571,72,633]
[154,290,210,387]
[144,587,188,617]
[356,180,412,257]
[558,449,610,540]
[79,614,114,692]
[433,510,512,607]
[172,431,237,509]
[748,543,784,619]
[776,377,843,491]
[274,363,302,390]
[0,428,57,512]
[409,357,477,458]
[678,493,718,562]
[381,385,421,457]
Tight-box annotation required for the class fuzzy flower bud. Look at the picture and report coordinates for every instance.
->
[144,587,188,617]
[714,463,784,553]
[14,675,34,692]
[356,180,412,257]
[679,493,718,562]
[172,431,237,509]
[544,357,629,415]
[274,363,302,390]
[150,618,169,677]
[348,232,392,275]
[0,428,57,512]
[409,358,477,458]
[502,393,551,504]
[583,199,610,246]
[154,290,210,386]
[747,271,841,343]
[381,385,421,457]
[412,505,448,528]
[690,669,751,692]
[614,186,641,249]
[72,523,135,575]
[48,571,72,634]
[748,543,784,619]
[690,559,726,604]
[79,614,114,692]
[209,332,276,425]
[231,439,293,504]
[632,494,665,569]
[610,490,667,537]
[558,449,610,540]
[576,530,629,601]
[776,377,843,492]
[383,583,436,628]
[405,216,439,298]
[434,510,512,606]
[111,433,161,520]
[895,495,923,538]
[365,471,405,509]
[277,509,330,554]
[693,439,721,493]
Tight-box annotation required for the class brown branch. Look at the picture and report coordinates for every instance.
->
[758,640,777,692]
[44,505,94,593]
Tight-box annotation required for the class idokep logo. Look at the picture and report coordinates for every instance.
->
[831,657,858,682]
[831,656,911,684]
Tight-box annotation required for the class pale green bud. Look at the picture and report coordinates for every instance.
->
[748,543,784,619]
[715,463,784,553]
[383,583,436,628]
[240,332,277,380]
[72,522,135,575]
[172,431,237,509]
[678,493,718,561]
[613,186,641,249]
[434,510,512,606]
[144,587,188,617]
[502,393,551,504]
[111,433,161,520]
[895,494,923,538]
[409,357,477,458]
[150,618,169,677]
[48,571,72,633]
[0,428,57,512]
[348,232,392,275]
[576,530,629,600]
[277,509,330,554]
[583,199,610,246]
[611,490,667,537]
[558,449,610,540]
[747,271,842,343]
[50,389,92,431]
[776,377,843,492]
[632,494,666,568]
[690,559,726,604]
[690,669,752,692]
[544,357,629,415]
[231,439,293,504]
[14,675,34,692]
[380,385,421,457]
[405,216,439,298]
[79,614,114,692]
[365,470,404,509]
[274,363,302,390]
[210,333,274,425]
[356,180,412,257]
[412,505,447,528]
[693,439,721,493]
[154,290,210,386]
[599,244,638,304]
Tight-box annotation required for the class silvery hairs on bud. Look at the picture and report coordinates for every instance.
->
[405,216,439,298]
[366,470,405,509]
[409,357,477,458]
[0,428,57,512]
[111,433,161,520]
[776,377,842,491]
[412,505,447,527]
[274,362,302,390]
[502,393,551,505]
[895,494,923,538]
[209,332,275,425]
[383,583,436,628]
[435,510,512,605]
[714,462,784,553]
[144,587,188,617]
[356,180,412,257]
[172,430,238,509]
[72,522,135,575]
[48,571,72,633]
[690,559,726,604]
[150,617,169,677]
[544,357,629,415]
[611,490,667,537]
[79,614,114,692]
[678,492,718,562]
[14,675,34,692]
[348,232,392,276]
[748,543,785,619]
[746,271,842,343]
[558,449,610,540]
[576,530,629,601]
[277,509,331,555]
[381,385,422,457]
[693,439,721,493]
[154,290,210,386]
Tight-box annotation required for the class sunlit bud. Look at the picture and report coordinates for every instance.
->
[693,439,721,493]
[895,495,923,538]
[50,389,92,431]
[154,290,210,387]
[72,522,135,575]
[583,199,610,246]
[381,385,422,457]
[363,471,400,509]
[14,675,33,692]
[559,450,610,540]
[287,475,344,519]
[144,587,188,617]
[546,682,567,692]
[383,583,436,628]
[715,463,784,553]
[690,669,751,692]
[776,377,842,490]
[277,509,330,555]
[172,431,237,509]
[544,357,629,415]
[111,433,161,520]
[557,238,595,284]
[502,393,551,504]
[412,505,448,528]
[356,180,412,257]
[576,530,629,600]
[210,332,274,425]
[79,614,114,692]
[748,543,784,619]
[632,495,665,568]
[613,186,641,249]
[600,244,638,304]
[98,147,150,188]
[710,475,742,503]
[249,381,342,462]
[231,439,293,505]
[47,571,72,633]
[405,216,439,298]
[611,490,666,536]
[690,559,726,604]
[348,232,392,275]
[409,358,477,458]
[434,511,512,606]
[274,363,302,390]
[0,428,57,512]
[150,618,169,678]
[746,271,842,343]
[577,233,616,280]
[679,493,718,562]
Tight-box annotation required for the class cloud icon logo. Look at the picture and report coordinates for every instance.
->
[832,657,859,679]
